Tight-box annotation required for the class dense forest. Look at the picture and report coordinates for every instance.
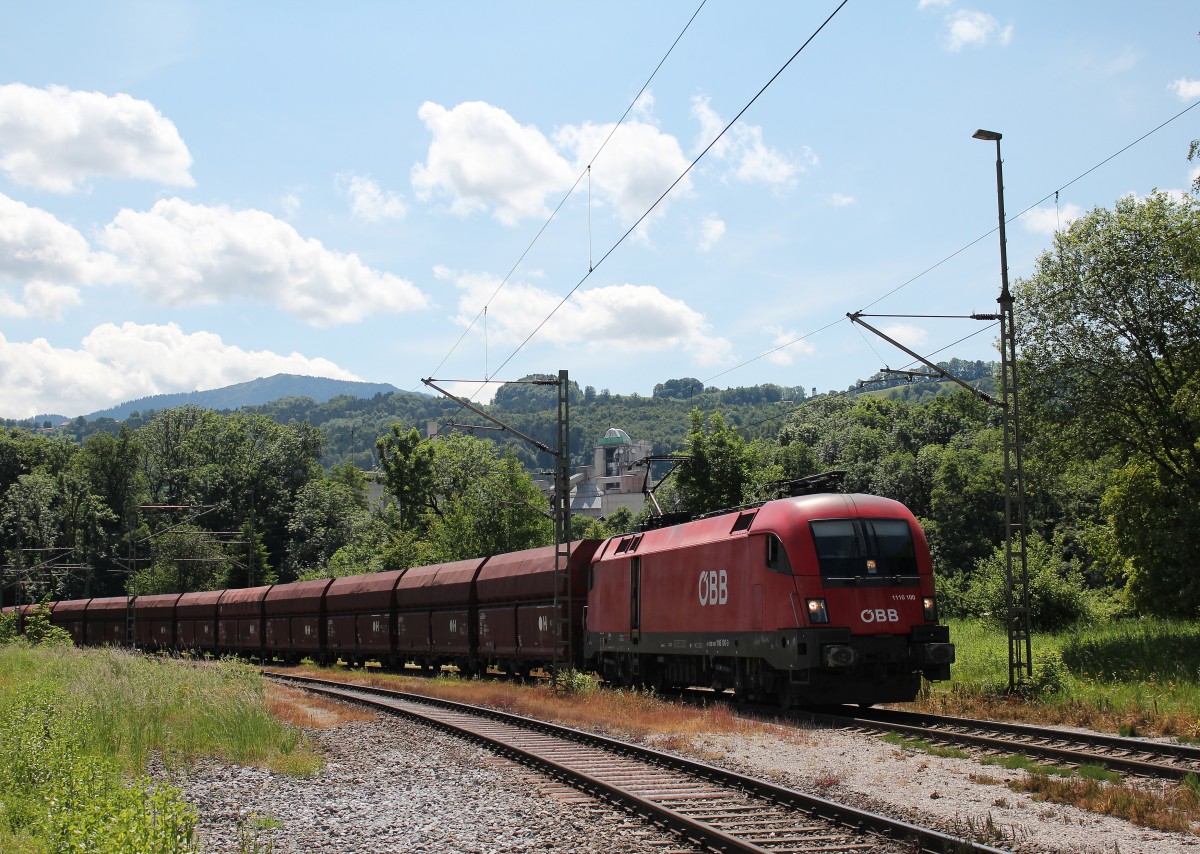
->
[1,191,1197,627]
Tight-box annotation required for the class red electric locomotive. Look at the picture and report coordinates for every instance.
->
[583,491,953,707]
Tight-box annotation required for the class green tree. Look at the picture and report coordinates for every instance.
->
[376,426,435,530]
[1016,191,1200,615]
[1102,457,1200,616]
[420,451,553,562]
[1017,191,1200,484]
[76,428,146,593]
[652,378,703,399]
[285,478,370,578]
[127,525,235,594]
[964,533,1099,631]
[673,410,751,514]
[139,408,323,579]
[0,469,115,600]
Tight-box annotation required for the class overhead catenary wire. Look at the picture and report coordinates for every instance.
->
[483,0,853,386]
[411,22,1195,462]
[421,0,847,447]
[692,98,1200,398]
[857,98,1200,313]
[423,0,711,386]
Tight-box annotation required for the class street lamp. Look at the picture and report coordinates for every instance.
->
[973,127,1031,692]
[972,129,1010,302]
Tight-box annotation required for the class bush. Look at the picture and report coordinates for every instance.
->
[20,603,72,646]
[0,688,196,852]
[0,610,17,643]
[550,668,599,695]
[963,533,1097,631]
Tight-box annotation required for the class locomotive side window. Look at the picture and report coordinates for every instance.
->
[765,534,792,574]
[811,518,916,578]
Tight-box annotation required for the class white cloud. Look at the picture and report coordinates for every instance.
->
[101,198,428,325]
[446,268,732,366]
[1169,78,1200,101]
[917,0,952,7]
[690,96,812,188]
[698,215,725,252]
[828,192,856,207]
[0,83,194,193]
[0,192,120,317]
[411,101,575,226]
[556,117,693,231]
[881,323,928,349]
[1020,202,1083,235]
[337,172,406,222]
[765,326,816,366]
[1105,49,1139,75]
[440,380,499,406]
[281,192,301,218]
[0,322,360,419]
[943,10,1013,51]
[411,99,697,234]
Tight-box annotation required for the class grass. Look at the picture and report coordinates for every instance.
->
[0,641,325,853]
[1010,773,1200,834]
[278,664,758,744]
[907,617,1200,836]
[881,732,971,760]
[914,618,1200,740]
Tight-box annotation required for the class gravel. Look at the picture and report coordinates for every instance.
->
[675,723,1200,854]
[167,699,1200,854]
[171,715,681,853]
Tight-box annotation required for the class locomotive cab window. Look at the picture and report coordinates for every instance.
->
[810,518,917,578]
[764,534,792,575]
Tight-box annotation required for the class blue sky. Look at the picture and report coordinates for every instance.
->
[1,1,1197,419]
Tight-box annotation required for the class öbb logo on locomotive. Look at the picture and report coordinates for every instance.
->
[860,608,900,623]
[697,569,729,606]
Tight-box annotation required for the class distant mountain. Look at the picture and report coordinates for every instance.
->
[82,374,402,421]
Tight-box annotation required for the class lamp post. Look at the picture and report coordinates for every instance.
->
[973,128,1032,691]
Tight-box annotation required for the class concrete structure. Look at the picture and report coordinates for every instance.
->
[569,428,653,520]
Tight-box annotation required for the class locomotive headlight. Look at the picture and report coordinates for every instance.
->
[923,596,938,622]
[806,598,829,624]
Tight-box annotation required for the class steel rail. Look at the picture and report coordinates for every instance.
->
[264,670,1010,854]
[811,707,1200,781]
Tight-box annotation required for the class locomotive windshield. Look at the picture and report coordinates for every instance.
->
[810,518,918,578]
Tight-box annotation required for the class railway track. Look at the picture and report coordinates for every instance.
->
[263,671,1007,854]
[811,706,1200,782]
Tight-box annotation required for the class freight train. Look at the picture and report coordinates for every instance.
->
[4,488,954,707]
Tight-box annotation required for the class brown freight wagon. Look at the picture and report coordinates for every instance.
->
[218,585,272,655]
[176,590,224,651]
[399,558,486,674]
[324,570,404,665]
[85,596,133,646]
[264,578,334,662]
[475,541,601,674]
[134,593,183,649]
[51,598,90,646]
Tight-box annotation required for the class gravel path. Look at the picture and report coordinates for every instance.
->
[170,697,1200,853]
